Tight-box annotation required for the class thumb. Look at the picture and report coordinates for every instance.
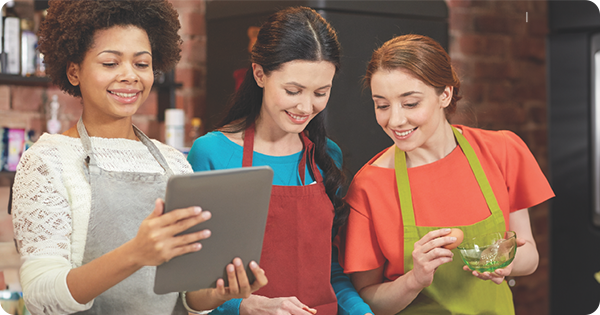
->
[148,198,165,218]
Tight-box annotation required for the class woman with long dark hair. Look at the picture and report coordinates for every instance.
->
[187,6,372,315]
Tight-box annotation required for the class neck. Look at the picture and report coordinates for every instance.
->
[81,112,138,140]
[252,117,303,156]
[405,122,456,168]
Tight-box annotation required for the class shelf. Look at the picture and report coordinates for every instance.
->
[0,74,51,87]
[0,172,15,187]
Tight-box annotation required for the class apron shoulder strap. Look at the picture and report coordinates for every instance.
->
[77,117,95,166]
[242,125,321,185]
[242,124,255,168]
[133,125,174,177]
[298,132,323,184]
[451,126,502,217]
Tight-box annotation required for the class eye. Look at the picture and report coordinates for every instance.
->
[375,104,389,110]
[136,63,150,69]
[315,91,327,97]
[286,90,300,96]
[404,102,419,108]
[102,63,117,67]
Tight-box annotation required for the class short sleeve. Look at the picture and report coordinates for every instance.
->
[499,130,554,212]
[337,173,386,274]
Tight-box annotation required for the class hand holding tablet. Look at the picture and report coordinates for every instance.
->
[154,166,273,295]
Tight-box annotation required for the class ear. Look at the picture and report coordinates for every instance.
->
[67,62,80,86]
[440,86,453,108]
[252,63,265,88]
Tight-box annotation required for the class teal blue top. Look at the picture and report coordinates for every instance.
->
[187,131,373,315]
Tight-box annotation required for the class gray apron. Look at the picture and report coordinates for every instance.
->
[75,118,186,314]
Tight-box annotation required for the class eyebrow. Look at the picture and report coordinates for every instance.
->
[97,50,152,57]
[285,82,332,90]
[373,91,423,99]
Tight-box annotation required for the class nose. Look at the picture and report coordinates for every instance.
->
[388,104,407,127]
[118,64,139,83]
[295,95,313,114]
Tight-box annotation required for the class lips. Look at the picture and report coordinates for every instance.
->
[108,90,140,104]
[393,127,417,138]
[285,111,309,123]
[109,91,137,98]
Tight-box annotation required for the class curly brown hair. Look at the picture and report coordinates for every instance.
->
[38,0,182,97]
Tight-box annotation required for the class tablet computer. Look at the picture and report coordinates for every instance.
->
[154,166,273,294]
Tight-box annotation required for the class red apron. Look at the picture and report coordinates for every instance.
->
[243,125,337,314]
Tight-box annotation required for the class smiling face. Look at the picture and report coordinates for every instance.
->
[253,60,336,136]
[67,25,154,123]
[371,68,452,153]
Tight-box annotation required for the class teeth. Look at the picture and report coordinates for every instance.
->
[395,129,413,137]
[288,112,307,121]
[110,91,136,98]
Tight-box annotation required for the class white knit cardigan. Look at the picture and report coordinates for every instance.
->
[11,133,192,314]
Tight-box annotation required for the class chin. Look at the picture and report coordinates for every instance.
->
[288,124,310,134]
[391,140,415,152]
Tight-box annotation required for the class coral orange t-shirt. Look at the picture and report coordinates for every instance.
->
[336,125,555,282]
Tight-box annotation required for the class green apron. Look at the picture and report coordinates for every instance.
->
[395,126,514,315]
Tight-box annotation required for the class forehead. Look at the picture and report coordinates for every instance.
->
[270,60,336,82]
[371,69,428,92]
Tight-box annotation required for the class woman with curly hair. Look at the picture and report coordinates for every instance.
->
[11,1,266,314]
[187,6,373,315]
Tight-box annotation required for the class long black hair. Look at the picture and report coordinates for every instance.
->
[217,6,349,229]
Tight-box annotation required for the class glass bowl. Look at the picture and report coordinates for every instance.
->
[457,231,517,273]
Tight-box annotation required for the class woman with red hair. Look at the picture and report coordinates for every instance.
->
[336,34,554,314]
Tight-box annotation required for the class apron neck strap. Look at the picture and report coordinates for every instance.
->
[77,117,173,176]
[77,117,94,164]
[299,131,322,183]
[395,146,415,227]
[134,125,174,177]
[242,123,321,184]
[242,124,255,168]
[451,126,502,217]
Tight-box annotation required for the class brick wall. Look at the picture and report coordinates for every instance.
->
[0,0,206,146]
[447,1,550,314]
[1,0,551,313]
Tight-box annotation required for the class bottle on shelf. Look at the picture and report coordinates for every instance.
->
[189,117,202,142]
[47,95,61,134]
[35,44,45,77]
[33,2,47,77]
[3,0,20,75]
[165,108,185,150]
[0,127,7,171]
[20,18,36,77]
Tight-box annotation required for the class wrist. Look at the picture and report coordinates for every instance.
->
[182,291,212,314]
[185,288,231,312]
[240,294,264,315]
[118,240,144,270]
[403,270,425,292]
[208,287,228,304]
